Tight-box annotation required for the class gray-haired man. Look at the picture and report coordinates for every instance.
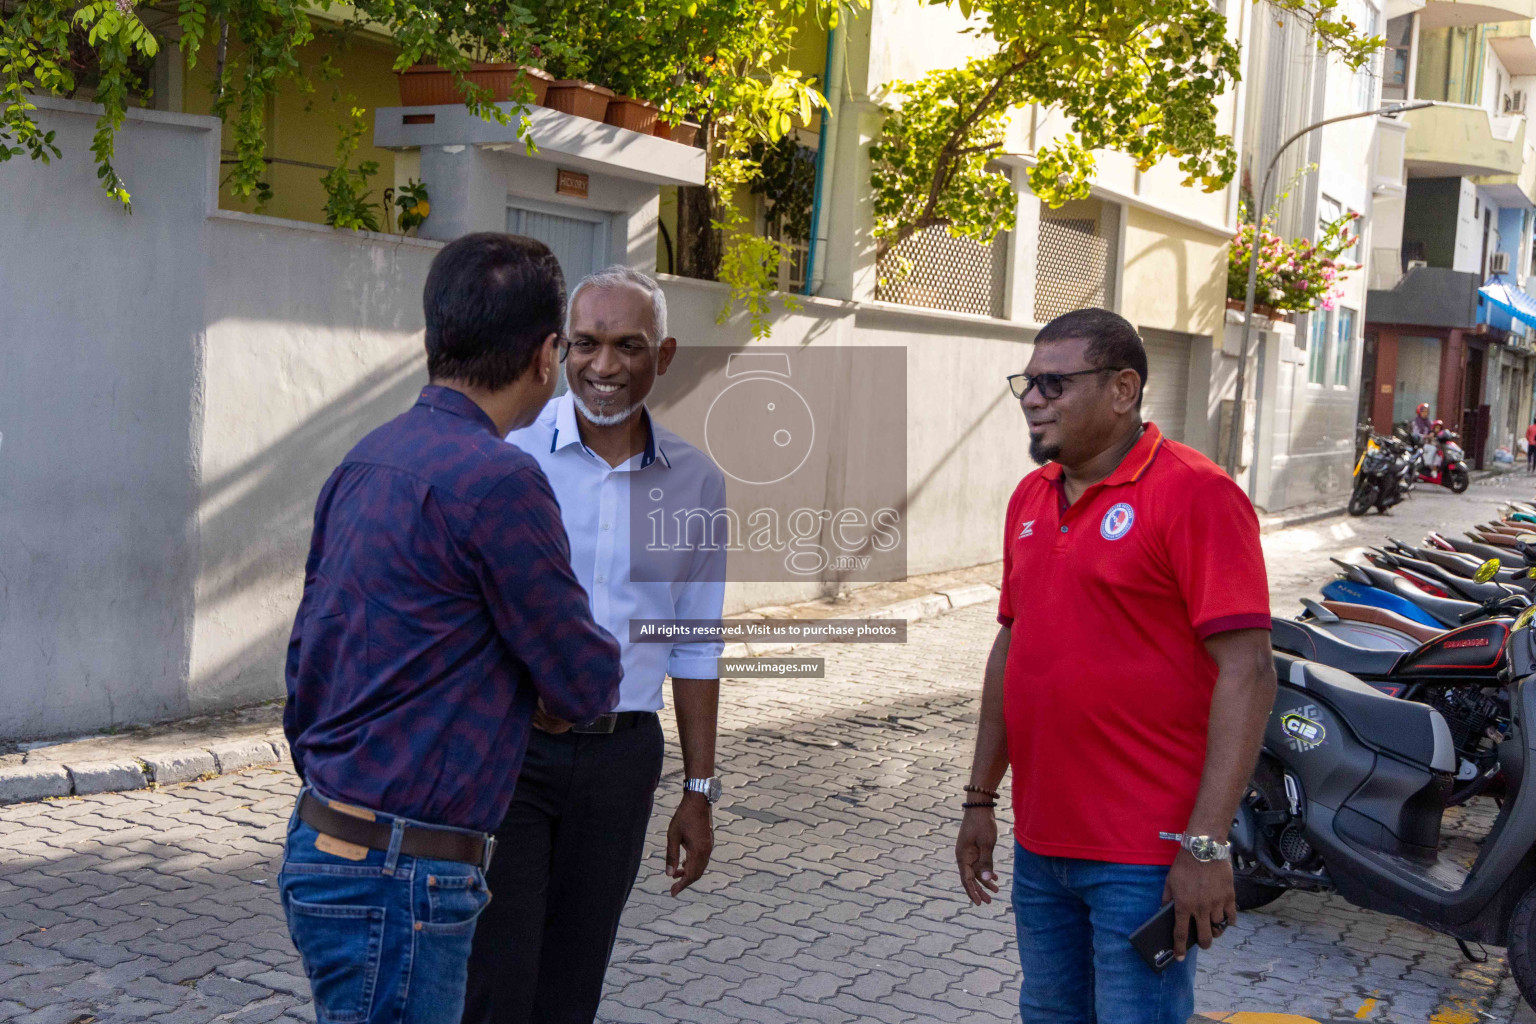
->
[462,267,727,1024]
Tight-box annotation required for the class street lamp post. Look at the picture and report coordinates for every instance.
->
[1223,99,1435,479]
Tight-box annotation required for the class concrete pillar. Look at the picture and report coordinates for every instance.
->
[417,145,508,242]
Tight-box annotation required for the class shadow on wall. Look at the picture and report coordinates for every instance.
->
[191,350,427,712]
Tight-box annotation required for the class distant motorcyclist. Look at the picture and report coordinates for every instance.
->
[1412,403,1433,440]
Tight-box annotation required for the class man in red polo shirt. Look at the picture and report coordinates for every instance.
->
[955,308,1277,1024]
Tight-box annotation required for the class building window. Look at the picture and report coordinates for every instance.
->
[1382,15,1412,102]
[1308,310,1331,385]
[1355,2,1381,110]
[760,198,809,293]
[1333,306,1357,386]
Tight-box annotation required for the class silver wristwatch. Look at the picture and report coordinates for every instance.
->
[1179,834,1232,862]
[685,777,722,804]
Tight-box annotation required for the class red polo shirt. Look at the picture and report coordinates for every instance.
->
[997,423,1270,865]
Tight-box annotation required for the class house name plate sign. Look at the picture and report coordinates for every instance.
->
[556,169,590,199]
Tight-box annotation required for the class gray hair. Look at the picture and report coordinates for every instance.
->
[567,266,669,343]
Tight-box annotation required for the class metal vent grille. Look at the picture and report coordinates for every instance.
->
[876,226,1007,318]
[1034,200,1115,323]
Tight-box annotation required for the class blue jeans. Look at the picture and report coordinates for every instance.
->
[1012,843,1196,1024]
[279,792,492,1024]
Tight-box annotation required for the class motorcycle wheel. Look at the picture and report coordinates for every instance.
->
[1234,758,1290,912]
[1508,879,1536,1009]
[1348,481,1380,517]
[1448,466,1470,494]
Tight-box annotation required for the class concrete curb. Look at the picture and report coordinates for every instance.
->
[0,734,289,807]
[1,581,1003,807]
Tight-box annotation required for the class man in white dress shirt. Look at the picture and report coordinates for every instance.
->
[461,267,727,1024]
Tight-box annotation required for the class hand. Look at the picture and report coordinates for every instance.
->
[532,699,573,735]
[665,792,714,897]
[1162,849,1236,959]
[955,807,1000,905]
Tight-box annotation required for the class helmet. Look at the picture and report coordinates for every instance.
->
[1432,419,1444,431]
[1417,403,1430,417]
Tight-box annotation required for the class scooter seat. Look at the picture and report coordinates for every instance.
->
[1271,618,1405,676]
[1386,579,1484,628]
[1274,654,1455,773]
[1317,601,1444,644]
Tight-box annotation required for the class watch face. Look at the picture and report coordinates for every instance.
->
[706,778,722,803]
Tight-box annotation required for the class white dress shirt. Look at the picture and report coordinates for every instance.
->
[506,394,727,712]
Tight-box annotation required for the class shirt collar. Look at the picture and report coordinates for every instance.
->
[549,391,670,469]
[1039,422,1164,487]
[415,385,499,436]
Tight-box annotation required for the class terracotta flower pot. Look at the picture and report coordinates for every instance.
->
[397,64,552,106]
[1225,297,1291,322]
[659,120,701,147]
[605,95,659,134]
[543,80,615,121]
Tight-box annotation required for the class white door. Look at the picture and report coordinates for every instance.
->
[506,200,609,285]
[1140,328,1193,443]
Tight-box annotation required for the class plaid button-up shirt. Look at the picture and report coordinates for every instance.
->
[284,385,622,832]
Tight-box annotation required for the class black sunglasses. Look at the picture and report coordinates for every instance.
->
[1007,367,1128,401]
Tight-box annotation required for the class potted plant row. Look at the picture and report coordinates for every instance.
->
[397,63,699,146]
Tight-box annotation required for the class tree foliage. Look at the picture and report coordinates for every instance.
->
[870,0,1383,260]
[3,0,844,334]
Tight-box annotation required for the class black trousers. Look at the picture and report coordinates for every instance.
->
[462,713,665,1024]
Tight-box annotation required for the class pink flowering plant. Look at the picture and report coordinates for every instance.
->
[1228,206,1362,313]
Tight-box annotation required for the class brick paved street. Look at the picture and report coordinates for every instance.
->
[4,472,1536,1022]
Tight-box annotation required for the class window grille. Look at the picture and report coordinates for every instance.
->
[876,226,1008,318]
[1034,199,1116,323]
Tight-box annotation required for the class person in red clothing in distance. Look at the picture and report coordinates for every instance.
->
[1524,417,1536,473]
[955,308,1278,1024]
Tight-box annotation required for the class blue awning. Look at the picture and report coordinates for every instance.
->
[1479,273,1536,330]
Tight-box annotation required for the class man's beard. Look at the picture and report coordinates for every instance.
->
[573,392,640,427]
[1028,434,1060,466]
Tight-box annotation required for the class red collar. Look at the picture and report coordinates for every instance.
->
[1041,423,1164,487]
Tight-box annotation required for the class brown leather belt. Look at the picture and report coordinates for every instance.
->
[298,792,495,870]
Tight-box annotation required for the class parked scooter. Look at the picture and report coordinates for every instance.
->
[1233,622,1536,1007]
[1271,616,1512,805]
[1321,559,1527,629]
[1350,433,1413,516]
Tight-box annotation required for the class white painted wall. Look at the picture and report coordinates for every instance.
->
[3,99,1041,741]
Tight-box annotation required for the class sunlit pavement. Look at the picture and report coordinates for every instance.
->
[1,475,1534,1022]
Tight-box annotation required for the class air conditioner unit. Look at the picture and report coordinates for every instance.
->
[1407,259,1428,271]
[1507,90,1528,114]
[1491,251,1512,275]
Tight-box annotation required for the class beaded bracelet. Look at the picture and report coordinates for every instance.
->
[961,800,997,810]
[964,784,1000,799]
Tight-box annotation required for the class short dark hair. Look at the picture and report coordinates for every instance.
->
[1034,308,1148,406]
[423,233,565,389]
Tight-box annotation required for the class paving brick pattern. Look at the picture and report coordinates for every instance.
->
[2,472,1535,1022]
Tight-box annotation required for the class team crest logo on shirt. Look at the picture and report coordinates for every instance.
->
[1100,503,1135,541]
[1018,520,1035,539]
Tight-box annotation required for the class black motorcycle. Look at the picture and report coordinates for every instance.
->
[1233,616,1536,1008]
[1350,433,1411,516]
[1271,616,1513,805]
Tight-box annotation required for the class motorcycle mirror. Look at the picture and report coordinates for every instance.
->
[1517,605,1536,631]
[1476,558,1502,583]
